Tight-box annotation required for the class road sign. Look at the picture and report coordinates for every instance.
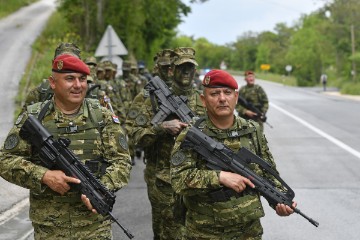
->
[285,65,292,72]
[95,25,128,61]
[260,64,271,71]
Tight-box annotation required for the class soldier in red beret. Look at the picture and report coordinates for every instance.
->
[171,69,296,239]
[0,53,132,239]
[236,70,269,132]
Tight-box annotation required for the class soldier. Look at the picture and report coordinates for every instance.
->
[236,70,269,132]
[170,69,296,239]
[118,60,134,115]
[128,47,205,239]
[23,42,81,110]
[97,60,126,124]
[0,54,132,239]
[138,61,152,82]
[84,56,98,82]
[125,49,173,236]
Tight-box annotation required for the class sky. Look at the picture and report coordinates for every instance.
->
[178,0,328,45]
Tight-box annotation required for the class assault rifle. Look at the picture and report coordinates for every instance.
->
[19,115,134,239]
[180,126,319,227]
[144,76,196,124]
[237,96,273,128]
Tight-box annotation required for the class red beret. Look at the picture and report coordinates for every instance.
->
[244,70,254,76]
[52,54,90,75]
[202,69,238,89]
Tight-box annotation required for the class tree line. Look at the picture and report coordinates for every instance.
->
[56,0,360,93]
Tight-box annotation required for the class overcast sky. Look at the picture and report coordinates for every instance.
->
[178,0,328,45]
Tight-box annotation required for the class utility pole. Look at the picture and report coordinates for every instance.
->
[351,24,356,81]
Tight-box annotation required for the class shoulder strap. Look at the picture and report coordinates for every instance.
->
[37,100,52,121]
[85,98,105,129]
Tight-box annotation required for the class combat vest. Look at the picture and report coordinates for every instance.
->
[26,98,108,178]
[182,116,266,226]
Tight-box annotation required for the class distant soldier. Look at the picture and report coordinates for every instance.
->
[138,61,152,82]
[97,60,126,124]
[84,56,98,82]
[119,60,135,114]
[320,73,328,91]
[236,70,269,132]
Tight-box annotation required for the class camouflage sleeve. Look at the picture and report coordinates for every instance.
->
[99,108,132,191]
[128,97,166,147]
[170,127,222,196]
[257,85,269,114]
[0,112,49,193]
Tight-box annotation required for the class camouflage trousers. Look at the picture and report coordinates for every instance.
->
[145,169,161,240]
[33,220,113,240]
[154,178,184,240]
[184,218,263,240]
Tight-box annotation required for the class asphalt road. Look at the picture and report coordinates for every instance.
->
[0,1,56,239]
[1,1,360,239]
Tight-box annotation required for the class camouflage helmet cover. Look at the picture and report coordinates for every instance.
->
[122,60,131,71]
[172,47,198,66]
[85,56,97,66]
[54,42,81,60]
[156,49,173,66]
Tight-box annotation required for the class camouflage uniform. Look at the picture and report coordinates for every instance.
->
[97,61,126,124]
[125,49,173,238]
[170,116,280,239]
[236,84,269,132]
[129,47,205,240]
[117,61,135,115]
[0,98,132,239]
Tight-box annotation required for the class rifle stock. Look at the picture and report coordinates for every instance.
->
[19,115,134,239]
[180,126,319,227]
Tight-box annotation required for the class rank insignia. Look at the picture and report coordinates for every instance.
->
[57,60,63,70]
[204,75,210,86]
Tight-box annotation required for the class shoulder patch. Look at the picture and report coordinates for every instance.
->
[112,115,120,124]
[171,150,186,166]
[135,114,148,126]
[4,134,20,150]
[118,134,128,150]
[128,109,139,119]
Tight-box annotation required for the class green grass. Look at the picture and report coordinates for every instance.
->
[0,0,38,19]
[227,70,298,86]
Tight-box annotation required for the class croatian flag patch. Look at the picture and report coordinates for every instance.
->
[112,115,120,123]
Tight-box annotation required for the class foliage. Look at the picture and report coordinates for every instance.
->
[57,0,192,68]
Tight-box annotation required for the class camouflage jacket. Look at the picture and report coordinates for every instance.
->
[170,115,280,227]
[0,98,132,227]
[128,88,205,184]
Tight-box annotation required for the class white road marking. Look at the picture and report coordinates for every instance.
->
[271,102,360,159]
